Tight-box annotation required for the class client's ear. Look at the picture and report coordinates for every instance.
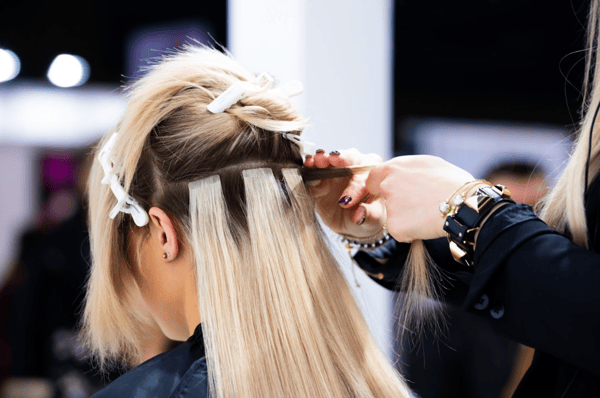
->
[148,207,180,261]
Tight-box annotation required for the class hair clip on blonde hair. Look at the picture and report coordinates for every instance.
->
[98,133,150,227]
[207,73,313,158]
[207,72,303,113]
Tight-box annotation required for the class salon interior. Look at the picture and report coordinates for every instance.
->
[0,0,587,397]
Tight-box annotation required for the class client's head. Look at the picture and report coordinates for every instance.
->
[83,45,410,398]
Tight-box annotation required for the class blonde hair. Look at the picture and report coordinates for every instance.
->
[83,45,411,397]
[539,0,600,244]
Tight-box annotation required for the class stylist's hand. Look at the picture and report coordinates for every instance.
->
[366,155,475,242]
[304,149,386,239]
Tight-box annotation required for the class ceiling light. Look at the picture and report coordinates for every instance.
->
[47,54,90,88]
[0,49,20,83]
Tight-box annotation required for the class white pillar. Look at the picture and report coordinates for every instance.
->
[228,0,394,357]
[228,0,306,113]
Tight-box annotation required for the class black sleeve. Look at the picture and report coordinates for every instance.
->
[354,203,600,374]
[467,203,600,375]
[352,239,410,290]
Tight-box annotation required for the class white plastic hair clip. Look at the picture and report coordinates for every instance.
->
[207,72,274,113]
[282,132,317,159]
[207,73,304,114]
[98,133,149,227]
[271,80,303,99]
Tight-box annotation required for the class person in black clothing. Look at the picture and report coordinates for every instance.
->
[84,45,413,398]
[8,209,108,398]
[303,2,600,392]
[388,162,548,398]
[305,147,600,398]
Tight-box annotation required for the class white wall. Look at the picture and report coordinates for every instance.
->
[0,81,125,147]
[410,118,571,185]
[228,0,306,113]
[229,0,395,357]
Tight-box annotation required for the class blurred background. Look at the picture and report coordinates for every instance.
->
[0,0,589,397]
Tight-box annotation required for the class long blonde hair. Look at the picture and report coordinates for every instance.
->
[539,0,600,244]
[82,45,411,398]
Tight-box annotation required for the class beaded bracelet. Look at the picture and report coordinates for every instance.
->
[340,228,392,251]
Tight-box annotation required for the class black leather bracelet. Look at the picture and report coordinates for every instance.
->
[443,185,514,267]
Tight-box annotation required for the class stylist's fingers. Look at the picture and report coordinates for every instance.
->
[304,155,315,168]
[307,148,383,169]
[327,149,383,207]
[350,201,385,227]
[328,149,355,167]
[314,150,345,168]
[365,164,394,198]
[331,148,383,168]
[338,174,370,207]
[313,149,330,168]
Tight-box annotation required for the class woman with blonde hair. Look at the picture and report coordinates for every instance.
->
[305,0,600,396]
[82,45,413,398]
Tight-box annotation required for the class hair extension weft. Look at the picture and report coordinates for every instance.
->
[189,169,410,398]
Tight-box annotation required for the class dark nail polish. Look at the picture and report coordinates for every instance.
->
[357,216,366,226]
[316,149,325,154]
[338,195,352,205]
[330,150,341,155]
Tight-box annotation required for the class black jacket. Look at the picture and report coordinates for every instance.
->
[91,324,208,398]
[354,178,600,397]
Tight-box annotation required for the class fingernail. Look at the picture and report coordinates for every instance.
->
[338,195,352,205]
[356,216,366,226]
[330,150,340,155]
[316,149,325,154]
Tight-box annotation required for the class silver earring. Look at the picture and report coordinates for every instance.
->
[162,252,170,259]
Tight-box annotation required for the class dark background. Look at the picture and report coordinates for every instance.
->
[394,0,590,129]
[0,1,228,82]
[0,0,590,129]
